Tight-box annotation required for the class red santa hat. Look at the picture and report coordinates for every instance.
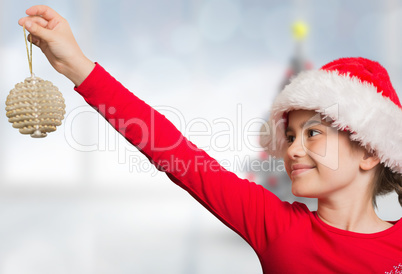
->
[261,57,402,174]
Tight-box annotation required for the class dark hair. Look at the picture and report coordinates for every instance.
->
[373,164,402,208]
[349,138,402,207]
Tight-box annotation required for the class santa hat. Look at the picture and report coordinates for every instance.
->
[261,57,402,174]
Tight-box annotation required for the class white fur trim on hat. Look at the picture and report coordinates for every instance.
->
[260,69,402,174]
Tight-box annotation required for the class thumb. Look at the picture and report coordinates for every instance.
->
[24,20,52,42]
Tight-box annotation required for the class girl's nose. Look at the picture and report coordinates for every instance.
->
[286,137,306,160]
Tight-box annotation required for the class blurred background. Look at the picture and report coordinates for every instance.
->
[0,0,402,273]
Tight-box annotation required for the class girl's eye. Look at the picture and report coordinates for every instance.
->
[308,129,320,138]
[286,135,295,143]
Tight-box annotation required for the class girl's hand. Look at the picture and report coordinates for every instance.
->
[18,5,95,86]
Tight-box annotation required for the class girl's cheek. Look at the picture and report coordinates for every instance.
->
[308,140,340,171]
[304,140,323,158]
[305,139,327,158]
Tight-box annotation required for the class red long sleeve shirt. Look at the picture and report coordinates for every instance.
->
[75,64,402,273]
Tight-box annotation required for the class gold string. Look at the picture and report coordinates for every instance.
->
[23,25,33,76]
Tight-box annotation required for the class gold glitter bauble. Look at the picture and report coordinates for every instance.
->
[5,75,66,138]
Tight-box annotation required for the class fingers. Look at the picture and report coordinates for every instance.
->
[18,16,49,28]
[25,5,62,21]
[27,34,41,47]
[22,21,53,42]
[19,5,65,42]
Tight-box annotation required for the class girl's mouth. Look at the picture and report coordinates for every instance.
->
[291,164,316,176]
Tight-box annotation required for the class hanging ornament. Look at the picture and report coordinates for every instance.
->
[5,26,66,138]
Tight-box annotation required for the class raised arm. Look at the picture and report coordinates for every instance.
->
[19,5,301,254]
[74,63,282,253]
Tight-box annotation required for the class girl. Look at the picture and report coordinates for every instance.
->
[19,5,402,273]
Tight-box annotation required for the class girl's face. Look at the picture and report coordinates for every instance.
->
[284,110,365,199]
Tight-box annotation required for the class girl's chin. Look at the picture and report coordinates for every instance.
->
[291,184,318,198]
[292,191,317,199]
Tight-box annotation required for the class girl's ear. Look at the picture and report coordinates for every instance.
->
[360,151,380,171]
